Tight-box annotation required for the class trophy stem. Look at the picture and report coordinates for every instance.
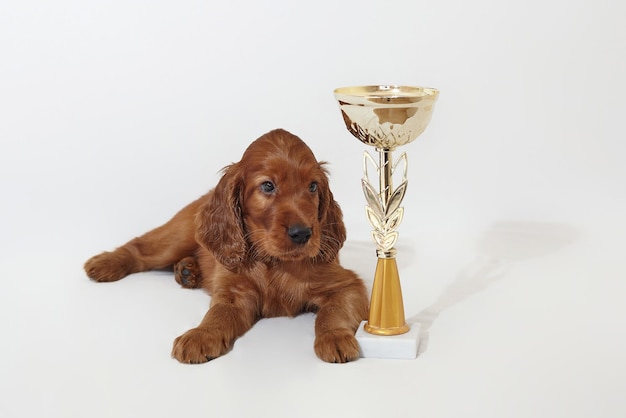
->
[363,147,409,336]
[378,148,393,205]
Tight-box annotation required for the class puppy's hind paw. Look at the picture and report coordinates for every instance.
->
[174,256,201,289]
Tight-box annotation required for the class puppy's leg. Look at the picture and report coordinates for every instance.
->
[171,276,260,363]
[174,256,202,289]
[313,271,369,363]
[84,195,206,282]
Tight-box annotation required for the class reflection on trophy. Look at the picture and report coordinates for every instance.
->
[334,85,439,339]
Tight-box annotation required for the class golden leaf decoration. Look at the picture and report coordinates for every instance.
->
[372,231,398,251]
[361,178,383,219]
[385,180,407,217]
[365,206,384,231]
[386,207,404,231]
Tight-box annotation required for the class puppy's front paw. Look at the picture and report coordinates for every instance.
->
[171,327,232,364]
[314,330,360,363]
[84,251,133,282]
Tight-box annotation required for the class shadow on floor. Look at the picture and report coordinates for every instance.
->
[406,220,580,356]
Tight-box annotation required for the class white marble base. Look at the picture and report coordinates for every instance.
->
[355,321,421,360]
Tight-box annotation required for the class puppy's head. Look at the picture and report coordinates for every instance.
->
[196,129,346,270]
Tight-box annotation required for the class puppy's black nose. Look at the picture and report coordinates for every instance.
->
[288,225,312,244]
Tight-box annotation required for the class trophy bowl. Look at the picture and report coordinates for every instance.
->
[334,85,439,149]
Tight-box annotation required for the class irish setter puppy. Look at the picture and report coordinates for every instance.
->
[84,129,368,363]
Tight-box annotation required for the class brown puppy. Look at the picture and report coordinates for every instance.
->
[84,129,368,363]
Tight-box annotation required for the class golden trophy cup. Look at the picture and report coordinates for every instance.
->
[334,85,439,356]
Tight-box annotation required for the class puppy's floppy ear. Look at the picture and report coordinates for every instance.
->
[195,163,247,270]
[317,165,347,262]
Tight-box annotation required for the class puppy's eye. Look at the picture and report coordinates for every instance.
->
[260,181,276,194]
[309,182,318,192]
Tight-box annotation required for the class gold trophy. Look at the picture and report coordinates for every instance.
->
[334,85,439,340]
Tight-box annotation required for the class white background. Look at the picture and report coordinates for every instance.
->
[1,1,625,417]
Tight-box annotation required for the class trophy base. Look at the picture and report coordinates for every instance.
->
[364,322,410,336]
[356,321,421,360]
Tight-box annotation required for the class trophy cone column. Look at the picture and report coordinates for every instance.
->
[366,256,410,335]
